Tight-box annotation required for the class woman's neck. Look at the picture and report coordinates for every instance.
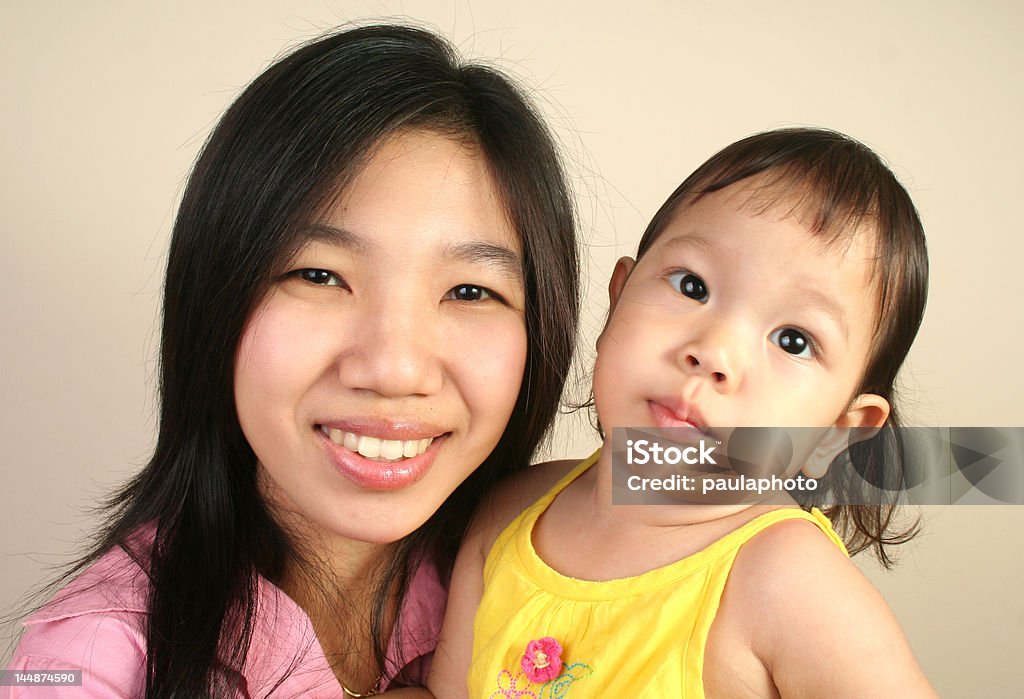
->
[266,491,401,693]
[278,536,400,694]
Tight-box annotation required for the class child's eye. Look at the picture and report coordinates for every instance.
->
[667,271,709,303]
[770,327,815,358]
[444,284,499,302]
[292,268,347,287]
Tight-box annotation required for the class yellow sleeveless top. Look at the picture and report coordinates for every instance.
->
[468,451,847,698]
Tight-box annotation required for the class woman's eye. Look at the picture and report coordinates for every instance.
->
[667,271,709,303]
[293,269,345,287]
[445,284,496,302]
[770,328,815,358]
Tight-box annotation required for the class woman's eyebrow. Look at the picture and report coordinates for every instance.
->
[296,225,522,280]
[443,240,524,281]
[298,223,369,253]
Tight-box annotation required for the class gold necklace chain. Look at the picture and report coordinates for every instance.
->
[341,674,383,697]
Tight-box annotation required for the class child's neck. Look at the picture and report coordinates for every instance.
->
[530,449,797,582]
[591,446,794,528]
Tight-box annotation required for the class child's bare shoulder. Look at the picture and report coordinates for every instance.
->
[737,515,853,585]
[703,517,845,692]
[707,516,934,696]
[718,516,867,632]
[468,458,581,555]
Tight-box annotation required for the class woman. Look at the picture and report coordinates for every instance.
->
[6,23,578,698]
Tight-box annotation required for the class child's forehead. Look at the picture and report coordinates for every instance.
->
[664,174,879,255]
[645,183,884,306]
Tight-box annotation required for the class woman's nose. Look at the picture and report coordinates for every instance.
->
[339,299,444,398]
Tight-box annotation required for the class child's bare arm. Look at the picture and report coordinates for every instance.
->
[379,689,432,698]
[429,460,582,699]
[378,538,485,699]
[381,460,578,699]
[716,519,938,698]
[421,512,491,699]
[376,523,488,699]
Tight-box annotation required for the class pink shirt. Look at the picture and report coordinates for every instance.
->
[4,540,445,698]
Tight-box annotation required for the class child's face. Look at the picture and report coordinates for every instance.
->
[594,180,889,474]
[234,130,528,546]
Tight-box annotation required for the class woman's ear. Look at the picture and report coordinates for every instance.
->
[801,393,891,479]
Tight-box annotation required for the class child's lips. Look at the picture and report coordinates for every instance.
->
[648,400,719,441]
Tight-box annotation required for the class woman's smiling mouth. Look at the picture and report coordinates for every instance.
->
[313,420,451,490]
[319,426,434,461]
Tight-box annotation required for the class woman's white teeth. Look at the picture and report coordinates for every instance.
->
[324,427,432,460]
[358,435,382,458]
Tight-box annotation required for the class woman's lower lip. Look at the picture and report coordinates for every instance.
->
[318,431,445,491]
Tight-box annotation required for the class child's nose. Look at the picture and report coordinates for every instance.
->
[678,327,742,393]
[339,299,444,398]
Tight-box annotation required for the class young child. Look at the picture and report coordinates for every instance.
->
[391,127,938,698]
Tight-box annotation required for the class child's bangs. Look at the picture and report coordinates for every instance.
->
[722,164,881,251]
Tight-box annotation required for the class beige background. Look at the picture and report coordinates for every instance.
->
[2,1,1022,695]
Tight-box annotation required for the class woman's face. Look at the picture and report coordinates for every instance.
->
[234,130,527,546]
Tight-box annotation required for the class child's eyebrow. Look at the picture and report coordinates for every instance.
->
[658,233,717,252]
[793,287,849,340]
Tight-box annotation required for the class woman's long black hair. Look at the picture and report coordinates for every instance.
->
[62,24,578,697]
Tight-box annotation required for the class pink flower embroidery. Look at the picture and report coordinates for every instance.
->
[520,637,563,683]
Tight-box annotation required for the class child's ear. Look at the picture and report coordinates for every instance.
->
[801,393,891,479]
[597,257,636,348]
[608,257,636,310]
